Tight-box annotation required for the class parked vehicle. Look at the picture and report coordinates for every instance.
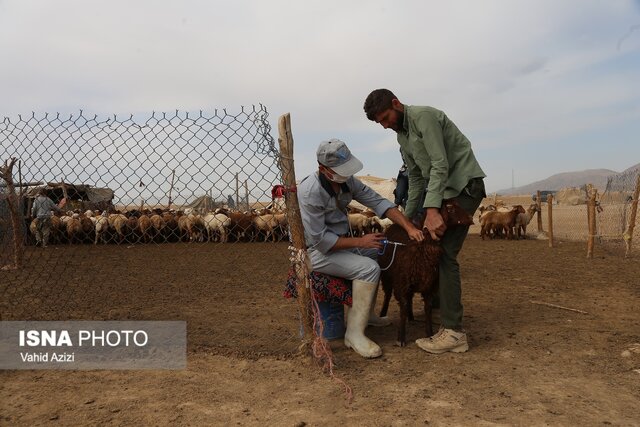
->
[532,190,557,203]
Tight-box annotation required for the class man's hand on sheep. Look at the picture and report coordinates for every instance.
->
[331,232,388,252]
[382,207,424,242]
[424,208,447,241]
[359,232,387,250]
[405,226,424,242]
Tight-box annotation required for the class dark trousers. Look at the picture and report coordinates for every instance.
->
[438,178,485,329]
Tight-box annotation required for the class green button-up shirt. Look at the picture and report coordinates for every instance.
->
[397,104,486,218]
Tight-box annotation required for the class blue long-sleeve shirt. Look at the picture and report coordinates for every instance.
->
[298,172,395,254]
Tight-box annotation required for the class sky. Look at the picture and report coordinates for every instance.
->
[1,0,639,194]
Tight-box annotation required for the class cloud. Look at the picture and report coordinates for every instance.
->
[0,0,638,191]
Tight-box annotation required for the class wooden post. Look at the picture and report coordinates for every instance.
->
[536,190,543,232]
[277,113,314,349]
[624,173,640,258]
[587,189,597,258]
[167,169,176,209]
[18,160,23,197]
[0,158,24,270]
[58,180,69,201]
[547,194,554,247]
[244,180,249,211]
[235,173,240,210]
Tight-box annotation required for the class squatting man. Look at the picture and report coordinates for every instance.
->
[298,139,423,358]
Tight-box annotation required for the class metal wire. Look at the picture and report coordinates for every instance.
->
[0,107,301,358]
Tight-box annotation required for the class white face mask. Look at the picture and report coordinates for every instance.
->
[321,166,350,184]
[329,172,350,183]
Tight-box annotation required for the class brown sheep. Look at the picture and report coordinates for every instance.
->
[50,215,62,243]
[137,215,152,243]
[377,200,474,347]
[108,214,128,243]
[79,215,94,243]
[162,212,179,242]
[66,216,82,244]
[480,205,525,240]
[225,210,257,242]
[124,216,139,243]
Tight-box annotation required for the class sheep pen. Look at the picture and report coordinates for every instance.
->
[1,237,638,425]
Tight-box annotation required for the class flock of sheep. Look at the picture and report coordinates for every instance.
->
[478,202,539,240]
[27,207,290,245]
[23,199,542,246]
[23,203,403,246]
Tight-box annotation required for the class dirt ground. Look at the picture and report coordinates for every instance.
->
[1,236,639,426]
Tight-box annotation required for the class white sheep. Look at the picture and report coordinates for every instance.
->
[348,213,373,236]
[178,213,206,242]
[371,215,393,232]
[253,213,287,242]
[203,212,231,242]
[515,203,539,239]
[94,211,110,244]
[149,214,166,242]
[137,214,153,243]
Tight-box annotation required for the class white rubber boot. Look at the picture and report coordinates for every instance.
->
[367,283,392,327]
[345,283,392,327]
[344,279,383,358]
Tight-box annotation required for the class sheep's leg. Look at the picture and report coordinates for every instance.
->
[397,296,410,347]
[407,293,415,321]
[379,285,392,317]
[423,293,433,337]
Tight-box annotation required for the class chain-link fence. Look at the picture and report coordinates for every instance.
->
[474,174,640,256]
[0,107,303,357]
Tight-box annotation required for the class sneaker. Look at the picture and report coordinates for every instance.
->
[415,328,469,354]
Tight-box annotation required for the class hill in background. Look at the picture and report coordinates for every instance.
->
[497,162,640,195]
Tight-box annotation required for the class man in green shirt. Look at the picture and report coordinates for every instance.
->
[364,88,486,354]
